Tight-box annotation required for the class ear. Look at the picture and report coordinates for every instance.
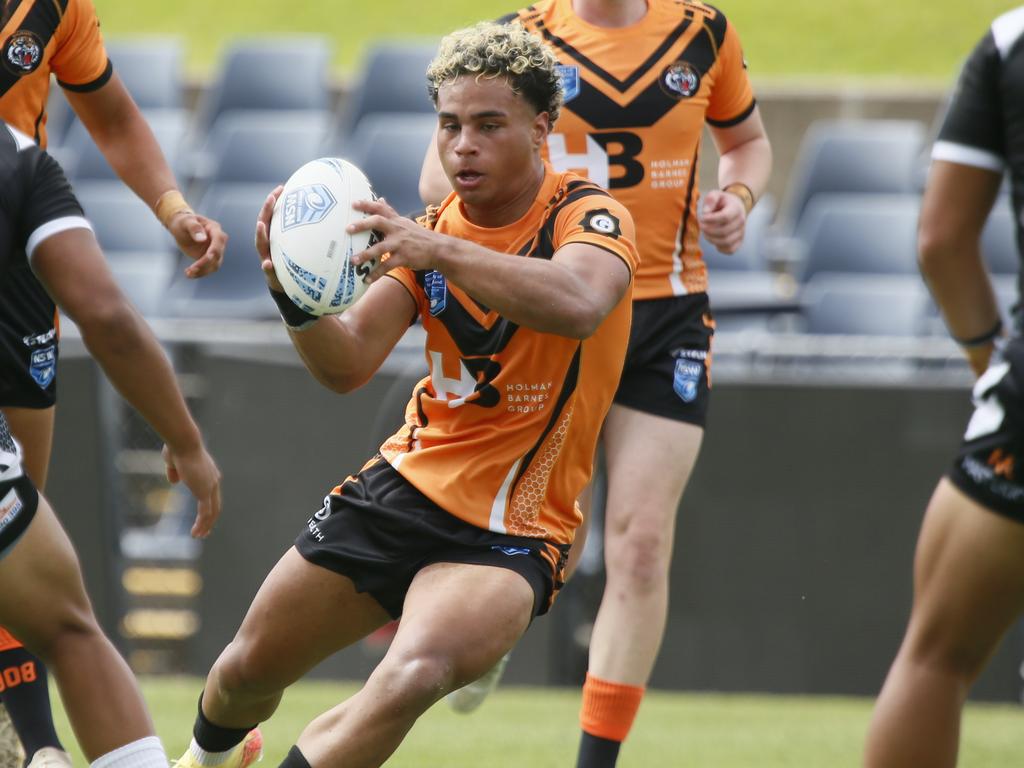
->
[532,111,551,148]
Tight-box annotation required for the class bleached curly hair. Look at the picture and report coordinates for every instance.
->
[426,21,562,124]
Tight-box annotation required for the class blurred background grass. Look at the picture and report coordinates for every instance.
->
[93,0,1020,80]
[49,678,1024,767]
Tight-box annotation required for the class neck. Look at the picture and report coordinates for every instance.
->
[463,157,546,228]
[572,0,648,27]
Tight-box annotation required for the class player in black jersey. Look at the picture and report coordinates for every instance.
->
[0,121,222,768]
[865,8,1024,766]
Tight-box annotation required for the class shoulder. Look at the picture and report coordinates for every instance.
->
[991,6,1024,60]
[550,173,634,235]
[671,1,730,46]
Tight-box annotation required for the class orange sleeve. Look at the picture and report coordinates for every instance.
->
[384,267,427,317]
[50,0,110,91]
[705,19,756,127]
[553,193,639,276]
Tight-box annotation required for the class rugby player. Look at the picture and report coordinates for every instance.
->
[0,1,225,760]
[170,21,638,768]
[420,2,771,764]
[865,7,1024,766]
[0,119,220,768]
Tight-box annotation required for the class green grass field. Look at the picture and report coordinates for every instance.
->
[92,0,1021,81]
[48,678,1023,766]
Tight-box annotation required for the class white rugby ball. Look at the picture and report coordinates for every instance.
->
[269,157,379,316]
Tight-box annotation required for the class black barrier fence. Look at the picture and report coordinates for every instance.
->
[47,330,1024,701]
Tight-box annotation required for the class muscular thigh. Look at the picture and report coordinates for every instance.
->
[225,547,392,689]
[0,493,93,651]
[602,405,704,545]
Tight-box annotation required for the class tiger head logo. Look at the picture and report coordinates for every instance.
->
[3,31,43,75]
[660,61,701,99]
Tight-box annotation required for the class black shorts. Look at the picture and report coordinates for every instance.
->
[294,458,568,619]
[0,265,58,409]
[0,439,39,562]
[948,336,1024,523]
[613,293,715,426]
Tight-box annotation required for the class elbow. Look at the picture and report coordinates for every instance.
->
[563,304,606,340]
[917,221,969,277]
[77,300,143,352]
[315,367,370,395]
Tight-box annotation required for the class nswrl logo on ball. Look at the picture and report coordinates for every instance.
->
[282,183,337,231]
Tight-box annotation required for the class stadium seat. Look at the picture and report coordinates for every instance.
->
[344,113,439,217]
[163,183,280,318]
[189,110,331,192]
[801,273,930,336]
[105,251,177,318]
[796,194,921,281]
[75,183,172,253]
[192,38,332,135]
[701,194,776,271]
[63,108,188,181]
[775,119,926,234]
[982,197,1018,275]
[106,38,184,110]
[336,41,438,139]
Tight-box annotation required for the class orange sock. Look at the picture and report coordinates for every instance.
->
[579,673,645,743]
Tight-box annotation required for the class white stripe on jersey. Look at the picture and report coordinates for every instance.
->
[489,458,523,534]
[4,124,34,152]
[669,219,688,296]
[26,215,93,260]
[931,140,1005,173]
[992,6,1024,59]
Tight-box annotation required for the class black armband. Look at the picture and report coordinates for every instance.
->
[952,318,1003,347]
[269,288,319,331]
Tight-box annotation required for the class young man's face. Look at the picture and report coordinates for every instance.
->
[436,74,548,219]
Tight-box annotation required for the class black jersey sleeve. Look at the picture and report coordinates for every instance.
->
[19,148,90,262]
[934,30,1005,171]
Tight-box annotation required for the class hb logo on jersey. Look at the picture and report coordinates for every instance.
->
[282,184,338,231]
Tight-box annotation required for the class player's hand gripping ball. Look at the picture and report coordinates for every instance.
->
[269,157,379,315]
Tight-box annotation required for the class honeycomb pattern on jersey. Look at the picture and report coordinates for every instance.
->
[506,408,573,538]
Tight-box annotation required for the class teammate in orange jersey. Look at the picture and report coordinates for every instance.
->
[0,119,220,768]
[864,8,1024,767]
[0,0,226,761]
[421,2,771,765]
[170,22,638,768]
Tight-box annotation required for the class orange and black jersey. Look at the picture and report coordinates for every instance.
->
[380,165,638,547]
[0,0,109,147]
[509,0,755,298]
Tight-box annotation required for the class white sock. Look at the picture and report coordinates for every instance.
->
[90,737,166,768]
[188,739,242,767]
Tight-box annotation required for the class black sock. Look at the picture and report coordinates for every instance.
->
[575,731,622,768]
[0,647,63,760]
[193,693,258,753]
[279,746,312,768]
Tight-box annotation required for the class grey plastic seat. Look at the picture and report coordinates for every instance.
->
[797,194,921,281]
[64,109,187,181]
[163,184,280,318]
[801,273,929,336]
[776,120,926,234]
[75,183,172,253]
[701,194,776,271]
[192,38,332,135]
[105,251,177,318]
[344,113,439,217]
[338,42,437,139]
[106,38,184,109]
[193,111,331,190]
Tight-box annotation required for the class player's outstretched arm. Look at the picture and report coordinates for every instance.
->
[30,227,221,537]
[351,198,632,339]
[919,159,1005,376]
[65,73,227,278]
[703,107,772,254]
[254,188,418,393]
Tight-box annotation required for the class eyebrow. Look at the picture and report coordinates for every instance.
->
[437,110,509,120]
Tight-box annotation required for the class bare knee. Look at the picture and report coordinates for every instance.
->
[902,622,992,685]
[23,600,103,666]
[211,639,285,700]
[607,525,671,591]
[370,651,457,711]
